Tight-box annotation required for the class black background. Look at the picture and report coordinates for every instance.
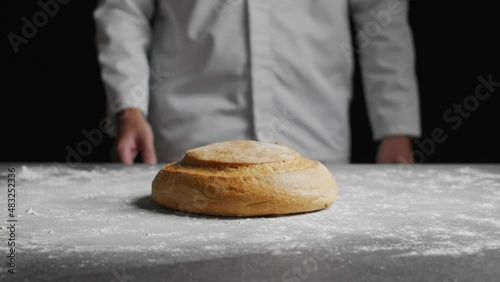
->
[1,0,499,163]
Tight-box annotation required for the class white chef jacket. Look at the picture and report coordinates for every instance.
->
[93,0,421,163]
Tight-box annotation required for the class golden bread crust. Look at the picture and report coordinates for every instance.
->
[152,140,338,217]
[184,140,299,165]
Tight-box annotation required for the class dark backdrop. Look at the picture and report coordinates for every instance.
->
[1,0,499,163]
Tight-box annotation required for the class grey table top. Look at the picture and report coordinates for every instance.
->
[0,163,499,282]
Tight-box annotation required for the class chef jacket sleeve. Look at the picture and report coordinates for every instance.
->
[93,0,155,132]
[349,0,421,140]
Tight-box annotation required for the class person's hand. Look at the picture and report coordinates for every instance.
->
[376,136,414,164]
[112,108,157,165]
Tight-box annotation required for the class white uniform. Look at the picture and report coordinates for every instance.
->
[94,0,421,163]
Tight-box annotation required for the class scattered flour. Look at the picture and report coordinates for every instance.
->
[25,208,38,216]
[0,164,499,270]
[456,214,500,227]
[18,165,46,180]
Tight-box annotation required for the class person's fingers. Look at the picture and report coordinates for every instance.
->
[115,136,138,165]
[378,150,413,164]
[376,148,406,164]
[394,154,412,164]
[376,152,395,164]
[138,130,157,165]
[376,136,415,164]
[112,108,156,165]
[394,144,414,164]
[376,145,391,163]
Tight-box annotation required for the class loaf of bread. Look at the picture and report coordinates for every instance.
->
[151,140,338,217]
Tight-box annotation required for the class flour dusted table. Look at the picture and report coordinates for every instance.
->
[1,163,499,281]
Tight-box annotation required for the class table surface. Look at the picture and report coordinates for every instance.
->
[0,163,499,282]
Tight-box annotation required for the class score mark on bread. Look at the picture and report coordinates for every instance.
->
[151,140,338,217]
